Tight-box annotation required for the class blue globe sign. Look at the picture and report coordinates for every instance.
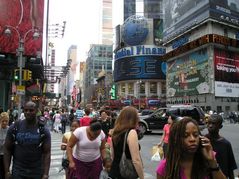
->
[122,15,149,46]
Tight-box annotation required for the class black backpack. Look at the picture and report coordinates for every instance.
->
[12,117,46,148]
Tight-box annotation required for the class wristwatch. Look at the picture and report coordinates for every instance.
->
[209,163,220,172]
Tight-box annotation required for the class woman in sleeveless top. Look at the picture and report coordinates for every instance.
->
[109,106,144,179]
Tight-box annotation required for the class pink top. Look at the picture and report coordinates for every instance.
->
[157,159,209,179]
[163,124,170,143]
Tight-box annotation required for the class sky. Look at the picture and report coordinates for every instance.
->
[47,0,123,66]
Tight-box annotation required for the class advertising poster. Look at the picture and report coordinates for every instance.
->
[163,0,209,40]
[153,19,163,46]
[0,0,44,56]
[209,0,239,26]
[167,48,210,97]
[124,0,136,21]
[114,56,166,82]
[214,48,239,97]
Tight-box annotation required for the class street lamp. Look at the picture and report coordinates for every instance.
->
[137,80,142,111]
[4,25,40,119]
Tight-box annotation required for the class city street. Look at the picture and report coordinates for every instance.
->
[49,122,239,178]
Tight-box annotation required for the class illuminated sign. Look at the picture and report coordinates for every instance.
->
[163,34,239,60]
[114,56,166,82]
[172,36,189,49]
[115,45,166,60]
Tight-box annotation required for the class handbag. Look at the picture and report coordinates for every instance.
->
[119,130,139,179]
[59,151,69,172]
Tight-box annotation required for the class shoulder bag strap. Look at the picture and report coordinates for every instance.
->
[122,130,129,154]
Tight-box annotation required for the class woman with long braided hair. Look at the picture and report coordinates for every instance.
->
[156,117,226,179]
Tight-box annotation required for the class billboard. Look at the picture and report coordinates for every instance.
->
[209,0,239,26]
[214,48,239,97]
[163,0,209,40]
[114,56,166,82]
[167,48,211,97]
[0,0,44,56]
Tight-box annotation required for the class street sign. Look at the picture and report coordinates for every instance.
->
[16,85,25,95]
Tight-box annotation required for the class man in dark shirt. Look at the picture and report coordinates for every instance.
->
[205,114,237,179]
[4,101,51,179]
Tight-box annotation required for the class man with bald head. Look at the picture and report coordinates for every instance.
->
[4,101,51,179]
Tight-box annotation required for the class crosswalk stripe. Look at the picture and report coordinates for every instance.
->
[49,132,65,179]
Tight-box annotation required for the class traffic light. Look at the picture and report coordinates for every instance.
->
[27,70,32,81]
[14,69,32,81]
[110,84,116,100]
[14,69,20,80]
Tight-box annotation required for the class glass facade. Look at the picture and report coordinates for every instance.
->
[85,44,113,88]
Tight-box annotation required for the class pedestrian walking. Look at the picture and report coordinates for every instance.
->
[61,120,80,179]
[109,106,144,179]
[156,117,226,179]
[158,114,175,157]
[3,101,51,179]
[0,112,9,179]
[67,119,106,179]
[205,114,237,179]
[80,108,92,127]
[61,109,68,134]
[53,111,61,133]
[68,109,75,126]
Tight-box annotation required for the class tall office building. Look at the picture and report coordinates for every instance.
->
[124,0,136,21]
[144,0,163,19]
[96,0,113,45]
[84,44,113,103]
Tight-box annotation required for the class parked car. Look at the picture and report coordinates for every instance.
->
[138,105,206,134]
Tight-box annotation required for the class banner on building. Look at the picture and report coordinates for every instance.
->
[214,48,239,97]
[0,0,45,56]
[167,48,211,97]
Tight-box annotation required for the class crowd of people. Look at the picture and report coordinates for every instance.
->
[0,102,238,179]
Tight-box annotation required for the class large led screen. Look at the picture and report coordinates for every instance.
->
[214,48,239,97]
[167,48,211,97]
[0,0,44,56]
[114,56,166,82]
[163,0,209,40]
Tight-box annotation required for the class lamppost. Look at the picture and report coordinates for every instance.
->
[137,80,142,111]
[4,25,40,119]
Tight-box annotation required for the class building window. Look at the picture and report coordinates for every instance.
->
[128,83,134,94]
[139,82,145,94]
[150,82,157,94]
[121,83,126,93]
